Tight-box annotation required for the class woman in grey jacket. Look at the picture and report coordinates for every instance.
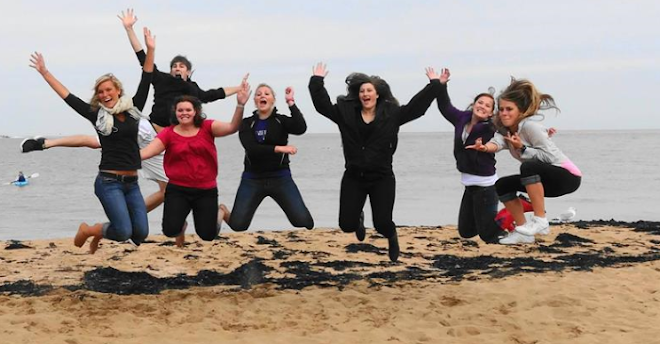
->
[467,78,582,245]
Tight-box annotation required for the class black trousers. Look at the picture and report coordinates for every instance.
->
[458,185,502,243]
[338,171,396,239]
[495,161,581,202]
[162,183,219,241]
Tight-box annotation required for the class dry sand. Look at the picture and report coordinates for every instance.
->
[1,221,660,344]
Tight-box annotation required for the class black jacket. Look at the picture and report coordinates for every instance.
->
[239,105,307,174]
[308,76,441,178]
[136,50,226,127]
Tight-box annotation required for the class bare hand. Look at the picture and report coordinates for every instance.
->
[425,67,440,81]
[547,127,557,137]
[29,52,48,75]
[503,132,523,150]
[465,137,486,151]
[118,8,138,29]
[285,87,295,104]
[440,68,451,84]
[240,73,250,87]
[144,27,155,50]
[276,145,298,155]
[237,81,252,105]
[313,62,328,77]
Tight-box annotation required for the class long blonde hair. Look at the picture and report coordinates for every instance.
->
[494,78,559,129]
[90,73,124,110]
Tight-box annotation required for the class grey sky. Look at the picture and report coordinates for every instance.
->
[2,0,658,137]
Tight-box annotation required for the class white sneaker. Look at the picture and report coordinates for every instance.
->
[516,216,550,236]
[499,230,535,245]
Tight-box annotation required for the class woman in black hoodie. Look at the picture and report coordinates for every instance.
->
[308,63,441,262]
[220,84,314,232]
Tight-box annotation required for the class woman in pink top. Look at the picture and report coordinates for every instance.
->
[141,84,250,245]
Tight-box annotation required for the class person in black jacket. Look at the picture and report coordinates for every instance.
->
[220,84,314,232]
[119,8,247,131]
[308,63,441,262]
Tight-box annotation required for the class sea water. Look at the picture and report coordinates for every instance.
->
[1,130,658,240]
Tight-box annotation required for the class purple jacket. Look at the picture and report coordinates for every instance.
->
[437,83,496,176]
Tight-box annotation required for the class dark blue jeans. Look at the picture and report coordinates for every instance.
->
[94,174,149,244]
[227,175,314,231]
[458,185,502,243]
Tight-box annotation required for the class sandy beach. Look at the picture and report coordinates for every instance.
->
[1,221,660,343]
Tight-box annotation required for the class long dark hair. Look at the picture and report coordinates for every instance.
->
[170,95,206,127]
[337,72,399,107]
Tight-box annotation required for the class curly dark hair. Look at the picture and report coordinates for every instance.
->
[338,72,399,107]
[170,95,206,127]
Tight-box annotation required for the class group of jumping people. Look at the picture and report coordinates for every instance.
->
[21,10,581,262]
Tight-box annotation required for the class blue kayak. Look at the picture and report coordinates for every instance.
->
[12,180,29,187]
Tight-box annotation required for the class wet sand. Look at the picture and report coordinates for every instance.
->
[1,221,660,343]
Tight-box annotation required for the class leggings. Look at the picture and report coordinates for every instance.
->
[339,171,396,239]
[162,183,219,241]
[495,161,581,202]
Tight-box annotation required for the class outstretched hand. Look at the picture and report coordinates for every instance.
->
[285,87,295,105]
[425,67,440,81]
[440,68,451,84]
[144,27,155,50]
[118,8,138,29]
[29,52,48,75]
[465,137,486,151]
[313,62,328,77]
[237,81,252,106]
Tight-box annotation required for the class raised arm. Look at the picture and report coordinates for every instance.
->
[280,87,307,135]
[118,9,143,53]
[308,62,340,123]
[221,73,250,97]
[436,68,464,126]
[143,27,155,73]
[211,81,251,137]
[29,52,70,99]
[398,67,442,125]
[140,137,166,160]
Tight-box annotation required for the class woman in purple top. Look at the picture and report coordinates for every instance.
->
[436,68,504,243]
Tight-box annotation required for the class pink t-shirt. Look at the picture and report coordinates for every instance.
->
[157,119,218,189]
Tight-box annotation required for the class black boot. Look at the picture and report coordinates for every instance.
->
[355,211,366,242]
[388,230,399,262]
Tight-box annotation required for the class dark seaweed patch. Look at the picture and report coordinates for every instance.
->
[551,233,595,248]
[5,240,32,250]
[0,280,51,296]
[256,236,281,247]
[345,243,386,255]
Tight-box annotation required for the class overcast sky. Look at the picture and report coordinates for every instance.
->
[2,0,658,137]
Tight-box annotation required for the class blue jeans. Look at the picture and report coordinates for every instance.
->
[457,185,502,243]
[94,174,149,244]
[227,175,314,231]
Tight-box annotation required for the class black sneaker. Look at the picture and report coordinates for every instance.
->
[355,211,366,242]
[20,137,46,153]
[388,230,400,262]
